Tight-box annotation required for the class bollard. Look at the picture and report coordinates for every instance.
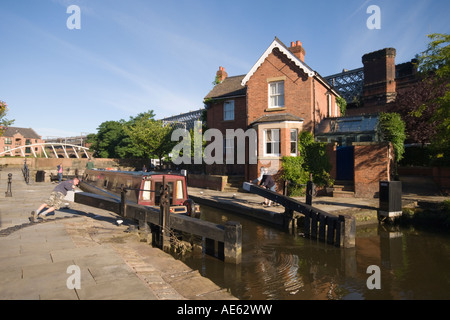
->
[223,221,242,264]
[5,173,12,197]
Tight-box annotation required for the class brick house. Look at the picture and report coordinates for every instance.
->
[0,127,44,157]
[204,37,341,187]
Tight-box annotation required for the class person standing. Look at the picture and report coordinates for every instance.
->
[57,163,63,183]
[86,159,94,170]
[31,178,80,220]
[260,170,276,207]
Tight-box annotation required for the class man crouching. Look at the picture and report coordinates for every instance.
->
[31,178,80,221]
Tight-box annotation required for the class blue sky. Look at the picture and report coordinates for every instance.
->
[1,0,449,138]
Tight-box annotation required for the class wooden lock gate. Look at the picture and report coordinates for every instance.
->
[75,185,242,264]
[243,182,355,248]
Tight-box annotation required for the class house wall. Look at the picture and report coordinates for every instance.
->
[0,133,44,157]
[246,49,314,129]
[206,95,247,176]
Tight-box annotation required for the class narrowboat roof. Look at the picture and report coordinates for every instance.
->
[87,169,186,177]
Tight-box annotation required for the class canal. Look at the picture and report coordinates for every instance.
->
[174,205,450,300]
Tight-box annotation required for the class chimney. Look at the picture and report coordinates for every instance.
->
[216,66,228,83]
[289,40,306,62]
[362,48,397,107]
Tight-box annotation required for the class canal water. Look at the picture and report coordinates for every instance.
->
[175,205,450,300]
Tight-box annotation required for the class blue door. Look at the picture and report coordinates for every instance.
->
[336,146,354,181]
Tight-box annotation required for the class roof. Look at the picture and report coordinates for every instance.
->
[204,37,340,101]
[204,75,246,101]
[316,115,379,135]
[241,37,315,86]
[2,127,41,139]
[250,113,304,126]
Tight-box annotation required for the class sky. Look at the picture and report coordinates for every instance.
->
[0,0,449,139]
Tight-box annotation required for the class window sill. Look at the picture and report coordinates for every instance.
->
[265,107,286,112]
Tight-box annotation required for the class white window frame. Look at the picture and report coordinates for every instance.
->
[268,81,285,108]
[264,129,280,156]
[290,129,298,156]
[223,100,235,121]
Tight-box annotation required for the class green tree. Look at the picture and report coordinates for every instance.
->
[299,131,333,187]
[281,131,334,195]
[124,111,176,167]
[88,120,137,158]
[0,100,15,136]
[378,112,406,163]
[417,33,450,155]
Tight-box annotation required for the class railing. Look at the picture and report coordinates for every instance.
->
[0,142,91,159]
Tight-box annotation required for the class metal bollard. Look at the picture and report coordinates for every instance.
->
[5,173,12,197]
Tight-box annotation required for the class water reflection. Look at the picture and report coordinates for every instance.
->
[175,205,450,300]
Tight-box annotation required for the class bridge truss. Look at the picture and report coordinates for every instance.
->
[0,143,91,159]
[161,109,204,131]
[324,68,364,103]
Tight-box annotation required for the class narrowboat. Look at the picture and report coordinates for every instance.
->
[80,169,200,216]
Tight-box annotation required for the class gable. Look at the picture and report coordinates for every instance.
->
[241,38,315,86]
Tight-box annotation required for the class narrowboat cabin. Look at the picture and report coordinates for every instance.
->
[81,169,200,216]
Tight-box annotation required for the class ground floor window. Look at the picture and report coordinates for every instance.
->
[290,129,298,156]
[264,129,280,156]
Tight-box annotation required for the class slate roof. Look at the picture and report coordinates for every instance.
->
[2,127,41,139]
[204,75,246,101]
[250,113,304,126]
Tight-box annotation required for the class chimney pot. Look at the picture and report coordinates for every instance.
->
[296,40,302,46]
[290,41,296,47]
[216,66,228,83]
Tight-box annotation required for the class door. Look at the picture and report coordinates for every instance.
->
[336,146,354,181]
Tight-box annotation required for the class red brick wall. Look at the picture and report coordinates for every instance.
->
[246,49,314,129]
[326,142,393,198]
[206,96,247,176]
[353,142,392,198]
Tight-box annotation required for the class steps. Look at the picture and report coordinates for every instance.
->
[332,180,355,198]
[224,176,245,192]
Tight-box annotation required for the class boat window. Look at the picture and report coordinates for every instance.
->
[142,180,151,201]
[176,180,184,199]
[103,179,108,188]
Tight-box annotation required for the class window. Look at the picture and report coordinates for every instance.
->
[142,180,151,201]
[327,94,332,117]
[176,180,184,199]
[224,137,234,156]
[269,81,285,108]
[264,129,280,156]
[4,138,11,145]
[223,100,234,121]
[290,129,298,156]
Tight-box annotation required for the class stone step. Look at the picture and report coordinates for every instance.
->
[333,190,356,198]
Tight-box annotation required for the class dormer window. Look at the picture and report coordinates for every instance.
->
[269,81,285,108]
